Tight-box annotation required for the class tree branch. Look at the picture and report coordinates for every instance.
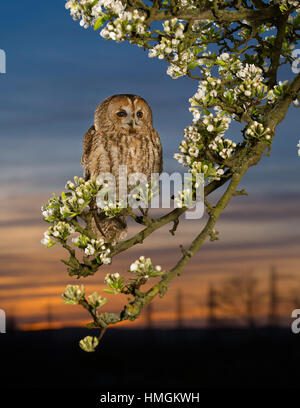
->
[267,13,289,87]
[111,170,232,257]
[148,4,281,24]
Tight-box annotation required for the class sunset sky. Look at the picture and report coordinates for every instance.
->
[0,0,300,330]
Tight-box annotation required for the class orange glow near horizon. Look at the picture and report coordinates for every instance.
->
[1,192,300,331]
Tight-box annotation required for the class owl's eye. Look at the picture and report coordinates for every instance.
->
[117,111,127,117]
[136,111,143,118]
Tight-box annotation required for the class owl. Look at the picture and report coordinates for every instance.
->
[81,94,163,243]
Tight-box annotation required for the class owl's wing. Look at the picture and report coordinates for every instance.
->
[153,129,163,174]
[81,125,96,180]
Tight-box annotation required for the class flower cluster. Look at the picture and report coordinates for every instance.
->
[166,48,196,78]
[42,176,102,224]
[103,258,163,295]
[96,195,126,218]
[41,176,123,267]
[172,47,294,180]
[174,170,204,208]
[218,58,292,109]
[175,187,195,208]
[174,105,235,181]
[147,18,202,79]
[41,222,75,247]
[190,76,223,109]
[88,292,107,309]
[62,285,107,311]
[234,65,268,102]
[41,196,62,223]
[72,235,112,264]
[208,136,237,160]
[104,272,125,294]
[267,80,290,103]
[100,10,147,43]
[65,0,125,28]
[62,284,85,304]
[41,231,56,248]
[129,256,162,278]
[79,336,99,352]
[191,160,224,180]
[201,111,231,137]
[149,19,184,60]
[211,59,269,108]
[66,1,149,44]
[278,0,300,12]
[245,121,272,141]
[163,19,221,79]
[60,177,102,218]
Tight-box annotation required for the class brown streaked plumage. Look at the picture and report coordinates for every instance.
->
[81,94,163,243]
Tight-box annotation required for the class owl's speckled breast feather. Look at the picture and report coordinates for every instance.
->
[89,130,161,180]
[81,94,162,243]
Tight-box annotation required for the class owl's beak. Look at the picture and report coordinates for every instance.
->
[128,120,139,133]
[128,120,136,128]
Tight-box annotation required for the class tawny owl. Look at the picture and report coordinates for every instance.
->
[81,94,162,243]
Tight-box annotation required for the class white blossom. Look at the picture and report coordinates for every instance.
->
[85,244,95,256]
[130,263,139,271]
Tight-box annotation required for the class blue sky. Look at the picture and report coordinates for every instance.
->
[0,0,299,197]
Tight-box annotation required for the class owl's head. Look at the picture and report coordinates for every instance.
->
[94,94,153,134]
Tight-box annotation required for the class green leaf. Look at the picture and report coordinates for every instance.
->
[81,234,88,246]
[94,16,108,31]
[187,62,198,71]
[46,241,56,248]
[193,46,200,56]
[62,212,73,218]
[103,289,116,295]
[149,272,164,277]
[86,322,96,328]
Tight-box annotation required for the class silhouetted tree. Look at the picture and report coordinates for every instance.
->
[217,273,263,327]
[206,283,219,328]
[176,289,184,329]
[145,302,153,329]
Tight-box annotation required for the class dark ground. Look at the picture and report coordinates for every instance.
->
[1,327,299,405]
